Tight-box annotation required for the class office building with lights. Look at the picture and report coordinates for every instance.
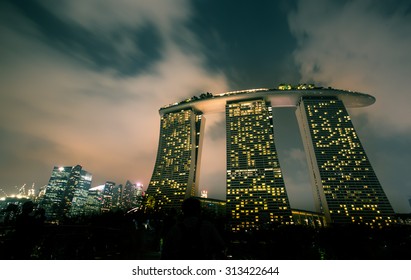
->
[84,185,104,215]
[146,109,205,210]
[101,181,116,213]
[41,165,92,220]
[151,85,395,228]
[122,180,143,210]
[112,183,123,210]
[69,169,93,217]
[296,96,395,226]
[226,99,292,230]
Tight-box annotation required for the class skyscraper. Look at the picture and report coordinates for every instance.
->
[112,183,123,210]
[296,96,395,226]
[226,99,292,231]
[84,185,104,216]
[122,180,143,210]
[101,181,115,213]
[146,109,205,210]
[41,166,72,220]
[69,169,93,217]
[151,85,394,228]
[41,165,92,220]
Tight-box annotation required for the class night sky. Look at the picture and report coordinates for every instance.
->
[1,0,410,213]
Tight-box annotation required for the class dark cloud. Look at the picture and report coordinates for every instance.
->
[289,0,411,132]
[8,0,165,76]
[188,0,301,89]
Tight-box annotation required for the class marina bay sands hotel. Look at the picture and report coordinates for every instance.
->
[146,85,394,230]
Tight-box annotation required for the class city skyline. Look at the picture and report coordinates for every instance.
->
[1,0,411,213]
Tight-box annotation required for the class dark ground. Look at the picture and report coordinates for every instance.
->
[1,210,410,260]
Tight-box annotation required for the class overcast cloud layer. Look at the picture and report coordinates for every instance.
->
[0,0,228,195]
[1,0,410,213]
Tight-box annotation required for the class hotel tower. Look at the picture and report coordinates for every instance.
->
[146,109,204,210]
[147,85,395,229]
[296,96,394,226]
[226,99,292,230]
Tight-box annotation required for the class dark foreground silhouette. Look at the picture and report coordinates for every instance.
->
[161,197,226,259]
[1,208,410,260]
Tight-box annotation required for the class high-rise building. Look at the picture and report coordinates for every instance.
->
[151,85,395,229]
[296,96,395,226]
[112,183,123,210]
[84,185,104,215]
[41,165,92,220]
[226,99,293,231]
[122,180,143,210]
[146,109,205,210]
[101,181,115,213]
[69,170,93,217]
[41,166,72,220]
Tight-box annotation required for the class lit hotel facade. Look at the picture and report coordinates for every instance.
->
[146,110,204,210]
[296,96,394,226]
[226,99,292,230]
[147,85,395,229]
